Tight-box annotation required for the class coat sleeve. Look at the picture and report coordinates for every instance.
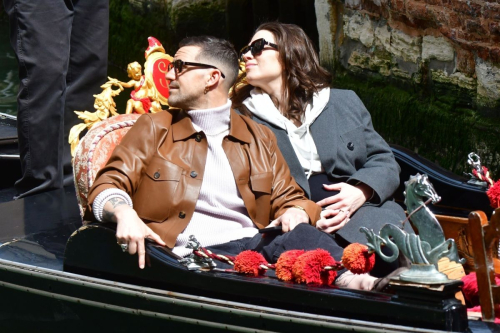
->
[84,114,157,221]
[344,91,400,203]
[264,127,322,225]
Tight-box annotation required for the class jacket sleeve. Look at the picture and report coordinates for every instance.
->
[265,128,322,225]
[345,91,400,203]
[84,114,157,221]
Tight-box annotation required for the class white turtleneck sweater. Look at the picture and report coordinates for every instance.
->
[173,100,258,257]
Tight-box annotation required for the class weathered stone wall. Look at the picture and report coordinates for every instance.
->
[316,0,500,175]
[317,0,500,109]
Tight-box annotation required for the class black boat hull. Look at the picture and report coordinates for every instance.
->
[63,223,468,332]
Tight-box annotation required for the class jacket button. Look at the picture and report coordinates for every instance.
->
[190,171,198,178]
[178,211,186,219]
[195,134,202,142]
[347,142,354,151]
[154,171,160,179]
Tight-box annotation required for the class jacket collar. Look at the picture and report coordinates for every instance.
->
[228,109,251,144]
[171,109,252,144]
[172,111,197,141]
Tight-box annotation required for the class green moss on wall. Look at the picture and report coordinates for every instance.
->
[171,0,226,40]
[332,71,500,178]
[109,0,174,69]
[0,8,7,22]
[108,0,227,71]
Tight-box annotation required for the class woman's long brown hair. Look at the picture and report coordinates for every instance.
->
[231,22,332,122]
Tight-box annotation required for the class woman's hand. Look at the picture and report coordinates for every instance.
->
[267,207,309,233]
[315,182,373,233]
[316,208,350,233]
[111,204,166,269]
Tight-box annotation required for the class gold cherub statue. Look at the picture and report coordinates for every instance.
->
[69,37,172,157]
[118,61,162,114]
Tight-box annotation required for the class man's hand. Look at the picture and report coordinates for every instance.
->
[268,206,309,233]
[103,199,166,269]
[315,182,372,233]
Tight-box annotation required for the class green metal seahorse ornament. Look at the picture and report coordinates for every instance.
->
[361,174,465,284]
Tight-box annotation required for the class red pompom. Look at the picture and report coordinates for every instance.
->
[342,243,375,274]
[234,250,268,276]
[462,272,479,305]
[292,249,337,286]
[467,305,482,314]
[467,305,500,323]
[487,180,500,209]
[276,250,305,282]
[462,273,500,322]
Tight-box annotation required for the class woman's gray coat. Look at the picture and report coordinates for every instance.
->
[245,89,412,244]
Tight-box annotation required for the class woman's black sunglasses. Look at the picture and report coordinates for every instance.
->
[239,38,278,60]
[168,59,225,78]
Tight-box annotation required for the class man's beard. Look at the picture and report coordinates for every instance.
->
[167,91,198,110]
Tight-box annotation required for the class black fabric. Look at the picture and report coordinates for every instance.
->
[206,223,345,275]
[308,173,411,246]
[307,173,408,277]
[3,0,109,198]
[307,173,340,202]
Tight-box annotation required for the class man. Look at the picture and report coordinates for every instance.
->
[3,0,109,198]
[86,36,346,280]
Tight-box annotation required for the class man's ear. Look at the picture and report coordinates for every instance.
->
[205,69,223,89]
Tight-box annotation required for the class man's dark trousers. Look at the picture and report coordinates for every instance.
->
[4,0,109,198]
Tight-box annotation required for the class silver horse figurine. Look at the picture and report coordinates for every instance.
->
[178,235,217,271]
[361,174,464,284]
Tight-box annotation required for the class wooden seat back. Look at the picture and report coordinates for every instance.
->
[469,209,500,322]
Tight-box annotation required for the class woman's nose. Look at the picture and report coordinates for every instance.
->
[242,50,253,62]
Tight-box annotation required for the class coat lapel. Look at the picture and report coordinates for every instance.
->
[310,94,338,176]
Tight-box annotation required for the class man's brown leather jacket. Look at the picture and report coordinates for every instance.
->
[86,109,321,248]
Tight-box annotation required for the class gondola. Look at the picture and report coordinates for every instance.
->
[0,111,498,332]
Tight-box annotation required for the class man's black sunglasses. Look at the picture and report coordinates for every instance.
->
[239,38,278,60]
[168,59,225,78]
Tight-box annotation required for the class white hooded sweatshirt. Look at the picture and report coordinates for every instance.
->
[243,87,331,178]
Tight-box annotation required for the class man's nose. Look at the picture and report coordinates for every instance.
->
[165,67,176,80]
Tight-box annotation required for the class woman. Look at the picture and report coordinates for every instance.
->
[232,22,412,287]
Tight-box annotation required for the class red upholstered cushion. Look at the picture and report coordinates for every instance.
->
[72,114,141,218]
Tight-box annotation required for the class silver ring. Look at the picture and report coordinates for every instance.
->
[119,243,128,252]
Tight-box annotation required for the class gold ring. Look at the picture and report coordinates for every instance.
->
[138,250,146,255]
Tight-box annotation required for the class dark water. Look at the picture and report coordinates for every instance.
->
[0,20,18,116]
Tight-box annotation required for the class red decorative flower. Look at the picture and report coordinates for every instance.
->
[276,250,305,282]
[461,272,479,305]
[234,250,268,276]
[292,249,337,286]
[487,180,500,209]
[342,243,375,274]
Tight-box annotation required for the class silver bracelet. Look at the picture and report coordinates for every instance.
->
[92,188,133,222]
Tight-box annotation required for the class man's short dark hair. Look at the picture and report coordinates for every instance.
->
[179,36,239,89]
